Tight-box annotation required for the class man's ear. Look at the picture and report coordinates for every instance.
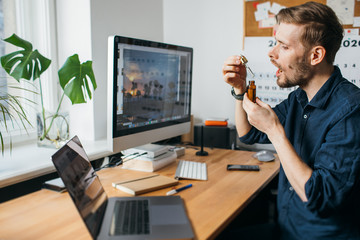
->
[310,46,326,66]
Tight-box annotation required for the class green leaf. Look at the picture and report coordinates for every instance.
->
[0,34,51,81]
[58,54,97,104]
[0,83,33,154]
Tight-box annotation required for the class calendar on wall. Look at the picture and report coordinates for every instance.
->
[334,36,360,87]
[243,36,360,107]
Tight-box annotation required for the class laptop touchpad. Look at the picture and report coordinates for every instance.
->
[150,205,188,225]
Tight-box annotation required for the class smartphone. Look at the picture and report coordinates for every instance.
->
[227,164,260,171]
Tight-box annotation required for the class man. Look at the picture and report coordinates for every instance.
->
[223,2,360,239]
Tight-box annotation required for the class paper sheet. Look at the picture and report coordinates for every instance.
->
[353,17,360,27]
[254,2,285,22]
[327,0,355,25]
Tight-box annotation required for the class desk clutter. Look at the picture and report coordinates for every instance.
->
[46,139,271,198]
[113,144,208,195]
[112,159,207,195]
[44,142,272,197]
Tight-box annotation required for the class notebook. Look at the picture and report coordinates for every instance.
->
[51,136,194,240]
[112,174,178,195]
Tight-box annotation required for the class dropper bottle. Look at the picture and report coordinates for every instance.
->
[247,80,256,103]
[239,55,255,78]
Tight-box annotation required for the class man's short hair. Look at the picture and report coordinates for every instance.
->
[276,1,343,64]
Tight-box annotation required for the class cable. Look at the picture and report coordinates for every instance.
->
[94,152,148,172]
[121,152,147,164]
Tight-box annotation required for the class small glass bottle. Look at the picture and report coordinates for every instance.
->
[247,80,256,103]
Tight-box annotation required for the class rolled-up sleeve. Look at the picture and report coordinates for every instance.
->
[239,126,270,144]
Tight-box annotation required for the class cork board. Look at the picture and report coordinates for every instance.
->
[244,0,360,37]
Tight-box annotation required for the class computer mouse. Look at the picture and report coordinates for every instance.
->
[253,150,275,162]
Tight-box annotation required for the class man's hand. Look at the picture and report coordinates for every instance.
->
[242,93,281,139]
[222,55,247,94]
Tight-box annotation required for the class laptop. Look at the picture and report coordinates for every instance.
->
[51,136,194,240]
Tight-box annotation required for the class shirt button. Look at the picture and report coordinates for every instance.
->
[303,114,308,119]
[289,187,294,191]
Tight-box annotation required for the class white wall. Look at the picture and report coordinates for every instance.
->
[163,0,244,125]
[56,0,164,141]
[56,0,95,140]
[57,0,244,141]
[90,0,164,140]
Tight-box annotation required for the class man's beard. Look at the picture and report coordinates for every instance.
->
[276,58,313,89]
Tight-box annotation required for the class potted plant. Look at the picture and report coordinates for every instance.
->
[0,82,33,153]
[0,34,97,148]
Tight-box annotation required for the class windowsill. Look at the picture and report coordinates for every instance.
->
[0,139,112,188]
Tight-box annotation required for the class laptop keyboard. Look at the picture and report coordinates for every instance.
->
[110,199,150,235]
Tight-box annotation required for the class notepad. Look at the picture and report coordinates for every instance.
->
[112,174,178,195]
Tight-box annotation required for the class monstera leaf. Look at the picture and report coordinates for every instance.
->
[58,54,97,104]
[0,33,98,150]
[0,34,51,81]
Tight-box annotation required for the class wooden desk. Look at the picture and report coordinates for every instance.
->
[0,148,279,240]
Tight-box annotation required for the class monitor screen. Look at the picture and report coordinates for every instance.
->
[107,36,193,153]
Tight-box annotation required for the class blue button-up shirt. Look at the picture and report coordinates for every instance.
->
[240,67,360,239]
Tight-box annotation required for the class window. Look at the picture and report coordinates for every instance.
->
[0,0,58,146]
[0,0,16,122]
[0,0,7,122]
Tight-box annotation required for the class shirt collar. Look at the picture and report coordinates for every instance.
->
[295,66,343,109]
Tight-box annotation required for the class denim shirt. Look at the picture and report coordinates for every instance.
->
[240,67,360,239]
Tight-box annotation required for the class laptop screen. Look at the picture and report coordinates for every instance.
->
[51,136,107,239]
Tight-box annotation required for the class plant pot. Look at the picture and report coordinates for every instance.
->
[36,111,69,149]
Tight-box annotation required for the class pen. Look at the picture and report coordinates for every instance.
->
[166,184,192,196]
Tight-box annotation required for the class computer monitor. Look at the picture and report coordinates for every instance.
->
[107,36,193,153]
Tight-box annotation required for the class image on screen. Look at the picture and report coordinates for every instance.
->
[115,43,191,136]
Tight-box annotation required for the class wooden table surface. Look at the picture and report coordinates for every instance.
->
[0,148,280,240]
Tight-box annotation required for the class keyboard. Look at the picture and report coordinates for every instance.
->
[175,160,207,180]
[110,199,150,236]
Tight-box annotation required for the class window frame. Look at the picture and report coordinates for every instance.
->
[1,0,59,146]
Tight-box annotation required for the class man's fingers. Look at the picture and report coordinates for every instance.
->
[222,65,240,75]
[256,98,271,110]
[223,72,240,84]
[223,55,242,66]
